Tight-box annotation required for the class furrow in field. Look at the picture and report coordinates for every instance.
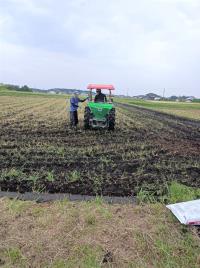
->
[0,96,199,196]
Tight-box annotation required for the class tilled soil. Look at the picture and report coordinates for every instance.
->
[0,100,200,196]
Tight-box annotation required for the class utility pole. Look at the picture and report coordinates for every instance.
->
[163,88,165,99]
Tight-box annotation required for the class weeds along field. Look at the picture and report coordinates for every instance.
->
[117,98,200,120]
[0,92,200,197]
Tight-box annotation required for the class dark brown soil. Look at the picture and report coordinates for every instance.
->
[0,103,200,196]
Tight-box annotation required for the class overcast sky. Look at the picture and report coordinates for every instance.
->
[0,0,200,96]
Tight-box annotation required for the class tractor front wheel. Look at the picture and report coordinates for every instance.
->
[84,107,91,129]
[108,108,115,130]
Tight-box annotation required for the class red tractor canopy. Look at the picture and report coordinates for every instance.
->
[87,84,115,102]
[87,84,115,90]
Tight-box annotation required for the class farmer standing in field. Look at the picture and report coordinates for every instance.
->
[69,92,88,127]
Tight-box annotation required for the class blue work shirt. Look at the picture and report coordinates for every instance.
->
[69,97,80,112]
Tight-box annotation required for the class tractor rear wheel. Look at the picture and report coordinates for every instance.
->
[108,108,115,130]
[84,107,91,129]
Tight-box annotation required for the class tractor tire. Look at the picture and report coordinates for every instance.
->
[84,107,91,129]
[108,108,115,131]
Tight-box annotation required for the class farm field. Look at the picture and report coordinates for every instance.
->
[0,91,200,197]
[117,98,200,120]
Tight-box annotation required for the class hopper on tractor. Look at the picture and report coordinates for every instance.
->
[84,84,115,130]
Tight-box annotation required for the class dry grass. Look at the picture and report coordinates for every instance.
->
[0,198,199,268]
[155,108,200,120]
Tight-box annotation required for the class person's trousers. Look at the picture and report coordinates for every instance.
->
[70,111,78,126]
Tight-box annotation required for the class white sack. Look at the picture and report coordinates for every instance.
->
[166,199,200,225]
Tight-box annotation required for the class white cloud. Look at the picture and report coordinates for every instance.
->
[0,0,200,96]
[0,13,13,35]
[8,0,50,15]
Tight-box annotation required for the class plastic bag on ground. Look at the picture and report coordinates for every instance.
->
[166,199,200,225]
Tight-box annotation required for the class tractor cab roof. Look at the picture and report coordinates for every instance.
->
[87,84,115,90]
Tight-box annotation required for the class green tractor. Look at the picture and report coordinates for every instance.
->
[84,84,115,130]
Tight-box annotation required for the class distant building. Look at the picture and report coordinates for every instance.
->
[117,95,127,98]
[185,98,193,102]
[145,93,161,100]
[186,97,194,101]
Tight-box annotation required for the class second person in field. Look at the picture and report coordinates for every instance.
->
[69,92,88,127]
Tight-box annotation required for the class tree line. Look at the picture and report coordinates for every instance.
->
[0,83,33,92]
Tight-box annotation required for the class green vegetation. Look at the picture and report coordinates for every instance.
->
[168,181,200,203]
[193,99,200,103]
[6,198,32,216]
[4,247,27,267]
[117,98,200,120]
[137,181,200,204]
[0,83,32,92]
[0,85,70,98]
[128,99,199,110]
[50,245,102,268]
[46,171,55,182]
[68,170,81,182]
[116,96,200,107]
